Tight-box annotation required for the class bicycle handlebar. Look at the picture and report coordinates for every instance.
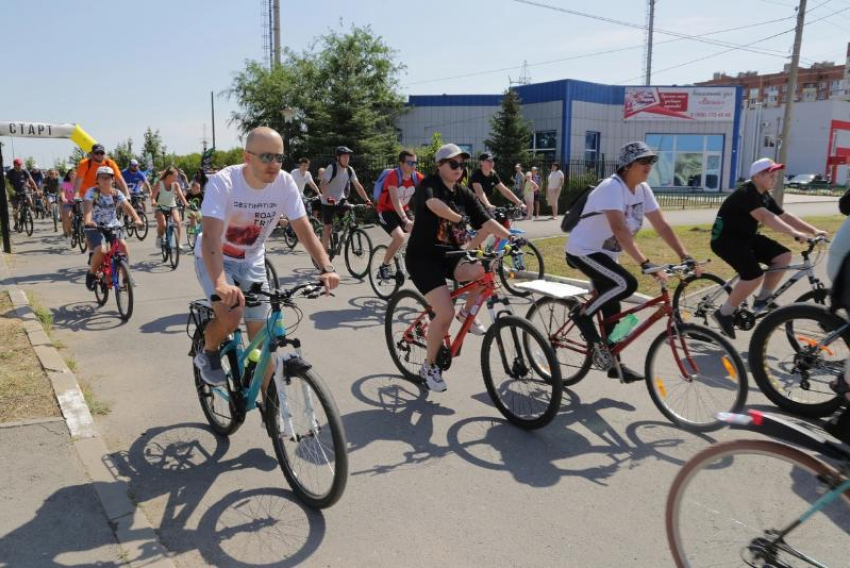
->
[210,281,328,308]
[641,259,710,276]
[718,410,850,462]
[445,240,528,263]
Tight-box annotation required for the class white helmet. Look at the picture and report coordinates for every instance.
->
[96,166,115,177]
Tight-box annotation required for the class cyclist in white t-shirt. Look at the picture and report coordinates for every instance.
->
[566,141,698,383]
[193,127,339,387]
[290,157,320,198]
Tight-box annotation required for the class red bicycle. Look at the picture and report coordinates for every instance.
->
[385,247,562,430]
[90,226,135,321]
[522,261,748,432]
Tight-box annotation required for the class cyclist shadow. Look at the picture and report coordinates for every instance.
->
[11,265,87,286]
[345,374,457,476]
[446,390,715,488]
[108,422,327,567]
[130,260,179,275]
[139,313,188,335]
[51,301,127,331]
[309,296,386,331]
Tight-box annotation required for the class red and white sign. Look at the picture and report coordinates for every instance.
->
[624,87,736,121]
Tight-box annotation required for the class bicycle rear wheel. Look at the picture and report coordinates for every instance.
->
[385,289,430,383]
[368,244,403,300]
[114,260,134,321]
[671,273,729,329]
[344,228,372,279]
[666,439,850,568]
[282,226,298,249]
[497,240,544,297]
[525,296,592,386]
[748,303,847,418]
[481,315,563,429]
[192,325,243,436]
[645,323,747,432]
[266,365,348,509]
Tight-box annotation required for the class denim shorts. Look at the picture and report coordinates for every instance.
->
[194,257,270,321]
[85,226,123,249]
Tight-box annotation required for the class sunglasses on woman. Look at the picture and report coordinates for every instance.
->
[443,159,467,170]
[247,151,285,164]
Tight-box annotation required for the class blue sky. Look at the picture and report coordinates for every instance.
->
[2,0,847,167]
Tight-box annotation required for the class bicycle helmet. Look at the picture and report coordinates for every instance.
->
[335,146,354,156]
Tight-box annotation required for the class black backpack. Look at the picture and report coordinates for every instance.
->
[560,183,601,232]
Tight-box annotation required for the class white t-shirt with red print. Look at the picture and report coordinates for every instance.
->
[194,165,306,265]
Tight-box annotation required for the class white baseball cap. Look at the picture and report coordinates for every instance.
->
[129,159,139,166]
[749,158,785,178]
[96,166,115,177]
[434,143,470,164]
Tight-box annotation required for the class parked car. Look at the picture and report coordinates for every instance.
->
[786,173,820,190]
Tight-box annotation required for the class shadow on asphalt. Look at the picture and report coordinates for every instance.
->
[139,312,188,335]
[50,301,130,331]
[11,265,87,286]
[109,422,327,567]
[344,375,716,487]
[309,295,386,330]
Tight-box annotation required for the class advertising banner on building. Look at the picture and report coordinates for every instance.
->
[624,87,736,121]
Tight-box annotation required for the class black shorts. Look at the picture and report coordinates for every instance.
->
[405,251,464,296]
[377,210,406,235]
[711,234,790,281]
[321,203,346,225]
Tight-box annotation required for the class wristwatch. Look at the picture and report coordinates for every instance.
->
[320,264,336,274]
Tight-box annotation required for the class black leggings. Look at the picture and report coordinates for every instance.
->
[566,252,638,338]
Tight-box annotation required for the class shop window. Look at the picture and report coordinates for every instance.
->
[529,130,557,162]
[584,131,600,164]
[645,134,724,190]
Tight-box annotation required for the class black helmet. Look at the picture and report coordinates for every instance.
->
[335,146,354,156]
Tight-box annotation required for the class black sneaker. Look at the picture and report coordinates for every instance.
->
[377,263,392,281]
[608,364,644,383]
[570,305,600,343]
[85,272,97,291]
[753,299,780,313]
[712,309,737,339]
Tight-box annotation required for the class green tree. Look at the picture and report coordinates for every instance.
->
[68,146,87,166]
[484,88,532,184]
[141,128,167,169]
[24,157,35,170]
[112,139,134,169]
[227,23,406,160]
[415,132,445,174]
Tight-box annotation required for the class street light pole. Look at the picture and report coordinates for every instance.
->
[773,0,807,207]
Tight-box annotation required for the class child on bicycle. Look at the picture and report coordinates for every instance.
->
[83,167,143,291]
[60,169,77,239]
[710,158,827,339]
[405,143,516,392]
[186,180,204,237]
[566,141,698,384]
[151,166,190,250]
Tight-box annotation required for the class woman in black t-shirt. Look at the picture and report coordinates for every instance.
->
[405,144,514,393]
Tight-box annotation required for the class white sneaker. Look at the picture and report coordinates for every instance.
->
[419,364,447,392]
[456,309,486,336]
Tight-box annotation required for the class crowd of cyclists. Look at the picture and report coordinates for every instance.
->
[7,127,850,406]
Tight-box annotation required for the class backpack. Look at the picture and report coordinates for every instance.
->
[372,167,418,202]
[560,184,601,232]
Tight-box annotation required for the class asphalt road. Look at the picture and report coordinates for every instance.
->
[3,202,842,567]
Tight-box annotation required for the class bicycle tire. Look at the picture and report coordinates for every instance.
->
[671,272,729,328]
[25,210,34,236]
[192,324,243,436]
[309,217,323,239]
[169,233,180,270]
[282,226,298,249]
[77,224,87,253]
[124,215,136,238]
[52,204,58,232]
[645,322,747,432]
[265,257,280,289]
[94,273,109,306]
[481,315,563,429]
[385,289,430,383]
[368,244,403,300]
[525,296,592,386]
[135,211,149,241]
[497,240,544,297]
[666,439,850,568]
[265,365,348,509]
[794,286,829,306]
[748,303,846,418]
[115,260,134,321]
[186,223,198,249]
[344,228,372,279]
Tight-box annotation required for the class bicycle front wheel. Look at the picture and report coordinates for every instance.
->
[671,272,729,328]
[77,225,87,253]
[115,261,134,321]
[385,289,430,383]
[645,323,747,432]
[497,240,544,297]
[666,439,850,568]
[525,296,592,386]
[266,366,348,509]
[344,228,372,279]
[192,325,243,436]
[135,211,149,241]
[748,303,847,418]
[94,274,109,306]
[169,235,180,270]
[368,244,403,300]
[25,210,34,236]
[482,315,563,429]
[265,257,280,289]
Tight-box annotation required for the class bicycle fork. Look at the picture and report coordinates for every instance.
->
[272,350,320,440]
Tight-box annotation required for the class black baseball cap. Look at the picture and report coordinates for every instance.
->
[90,143,105,153]
[479,152,494,161]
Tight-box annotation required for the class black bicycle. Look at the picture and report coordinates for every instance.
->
[323,198,374,279]
[13,197,34,236]
[69,198,87,252]
[124,194,149,241]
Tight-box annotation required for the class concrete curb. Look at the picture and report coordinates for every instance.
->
[0,254,175,568]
